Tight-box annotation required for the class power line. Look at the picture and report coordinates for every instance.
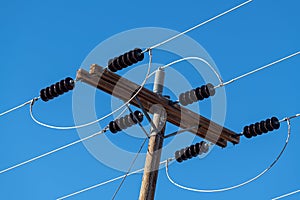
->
[146,52,299,107]
[0,0,253,124]
[165,117,295,193]
[28,50,153,131]
[3,36,298,200]
[145,0,253,52]
[56,113,300,198]
[146,52,299,101]
[148,52,299,91]
[0,0,256,125]
[272,189,300,200]
[0,128,107,175]
[29,99,106,130]
[0,97,38,118]
[71,52,300,197]
[0,50,152,130]
[280,113,300,122]
[56,159,174,200]
[57,169,144,200]
[147,56,222,84]
[215,51,300,88]
[0,107,130,175]
[0,1,297,199]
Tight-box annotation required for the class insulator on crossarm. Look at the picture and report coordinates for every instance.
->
[108,48,144,72]
[109,111,144,134]
[40,77,75,102]
[179,83,215,106]
[175,141,209,163]
[242,117,280,139]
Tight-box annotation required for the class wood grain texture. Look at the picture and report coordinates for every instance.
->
[76,64,240,147]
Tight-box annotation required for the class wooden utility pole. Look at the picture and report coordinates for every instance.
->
[76,64,241,198]
[139,68,166,200]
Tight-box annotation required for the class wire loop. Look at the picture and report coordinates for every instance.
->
[165,119,292,193]
[29,50,153,130]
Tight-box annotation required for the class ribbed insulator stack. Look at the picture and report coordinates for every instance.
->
[40,77,75,102]
[175,141,209,163]
[179,83,215,106]
[109,111,144,133]
[243,117,280,139]
[108,48,144,72]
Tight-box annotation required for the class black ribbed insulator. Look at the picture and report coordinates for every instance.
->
[40,77,75,102]
[242,117,280,139]
[109,111,144,134]
[179,83,215,106]
[175,141,209,163]
[108,48,144,72]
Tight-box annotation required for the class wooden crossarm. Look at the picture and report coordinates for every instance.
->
[76,64,240,147]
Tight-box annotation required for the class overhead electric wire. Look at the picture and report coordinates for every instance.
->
[143,0,253,52]
[56,113,300,199]
[56,158,175,200]
[0,128,107,175]
[147,56,222,83]
[0,0,252,121]
[29,50,153,130]
[1,1,298,198]
[0,107,128,175]
[272,189,300,200]
[279,113,300,122]
[147,51,299,93]
[0,0,253,124]
[165,117,296,193]
[215,51,300,89]
[0,97,39,118]
[55,51,300,198]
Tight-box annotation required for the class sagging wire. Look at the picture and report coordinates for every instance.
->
[146,56,223,105]
[145,52,299,106]
[165,117,296,193]
[29,50,153,130]
[148,52,299,93]
[0,0,253,122]
[147,56,223,84]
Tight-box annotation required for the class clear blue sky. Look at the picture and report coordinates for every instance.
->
[0,0,299,200]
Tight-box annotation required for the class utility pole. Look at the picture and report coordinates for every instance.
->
[76,64,240,198]
[139,68,166,200]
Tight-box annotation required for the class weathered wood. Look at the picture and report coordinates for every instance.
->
[139,68,166,200]
[76,64,240,147]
